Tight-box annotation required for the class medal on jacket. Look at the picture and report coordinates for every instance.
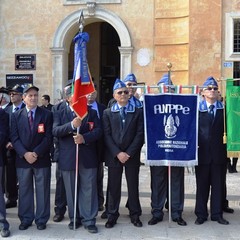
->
[88,122,94,131]
[38,123,45,133]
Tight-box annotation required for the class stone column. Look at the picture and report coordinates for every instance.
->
[118,46,133,79]
[51,47,69,103]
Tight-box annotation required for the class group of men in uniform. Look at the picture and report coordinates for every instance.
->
[0,73,234,238]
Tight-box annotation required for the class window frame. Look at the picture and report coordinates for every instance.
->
[225,12,240,60]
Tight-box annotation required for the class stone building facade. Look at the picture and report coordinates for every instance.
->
[0,0,239,103]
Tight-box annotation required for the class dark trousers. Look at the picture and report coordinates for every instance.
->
[195,164,224,220]
[0,167,9,229]
[54,163,67,216]
[97,161,104,207]
[61,163,98,226]
[107,166,141,220]
[150,166,184,220]
[17,167,51,225]
[5,150,18,202]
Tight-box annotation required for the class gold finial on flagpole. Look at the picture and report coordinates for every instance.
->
[167,63,172,89]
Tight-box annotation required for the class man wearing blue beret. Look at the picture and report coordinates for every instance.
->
[195,76,229,225]
[107,73,143,108]
[103,79,144,228]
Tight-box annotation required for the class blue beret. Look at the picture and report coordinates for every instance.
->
[11,84,24,94]
[203,76,218,88]
[123,73,137,83]
[113,79,126,92]
[157,73,173,86]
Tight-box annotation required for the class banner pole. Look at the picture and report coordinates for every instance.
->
[73,127,80,230]
[168,165,171,227]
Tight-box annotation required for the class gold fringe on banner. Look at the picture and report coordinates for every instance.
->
[227,151,240,158]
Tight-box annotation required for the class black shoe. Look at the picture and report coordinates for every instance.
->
[195,217,206,225]
[211,217,229,225]
[223,207,234,213]
[98,205,104,211]
[53,214,64,222]
[1,228,10,237]
[37,223,46,230]
[101,211,108,219]
[131,217,143,227]
[85,225,98,233]
[148,217,163,225]
[19,223,32,230]
[217,217,229,225]
[68,221,81,230]
[105,219,116,228]
[173,217,187,226]
[5,200,17,209]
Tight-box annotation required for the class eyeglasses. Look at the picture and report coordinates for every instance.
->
[116,90,129,95]
[126,83,137,87]
[9,93,20,96]
[206,87,218,91]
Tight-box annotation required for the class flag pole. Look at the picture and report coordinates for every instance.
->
[73,127,79,230]
[167,62,172,227]
[73,10,84,231]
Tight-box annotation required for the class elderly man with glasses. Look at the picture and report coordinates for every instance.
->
[103,79,144,229]
[195,76,229,225]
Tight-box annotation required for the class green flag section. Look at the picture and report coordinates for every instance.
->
[226,79,240,157]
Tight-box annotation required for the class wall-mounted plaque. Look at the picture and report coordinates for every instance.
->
[15,54,36,70]
[6,74,33,88]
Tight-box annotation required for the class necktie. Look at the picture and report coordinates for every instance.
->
[120,107,126,128]
[14,107,19,112]
[28,110,34,132]
[209,105,215,123]
[72,111,76,118]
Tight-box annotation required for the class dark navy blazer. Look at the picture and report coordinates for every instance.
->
[102,107,144,167]
[52,105,102,171]
[10,106,53,168]
[198,107,226,165]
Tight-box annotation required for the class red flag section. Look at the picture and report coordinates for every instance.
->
[72,72,94,120]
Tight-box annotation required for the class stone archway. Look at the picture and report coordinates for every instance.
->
[51,8,133,101]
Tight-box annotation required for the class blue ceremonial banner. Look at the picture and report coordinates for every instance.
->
[143,94,198,167]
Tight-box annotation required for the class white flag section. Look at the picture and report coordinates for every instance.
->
[143,94,199,167]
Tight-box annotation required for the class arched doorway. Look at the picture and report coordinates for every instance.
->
[68,22,120,105]
[51,8,132,103]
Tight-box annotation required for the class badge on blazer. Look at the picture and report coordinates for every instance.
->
[88,122,94,131]
[38,123,45,133]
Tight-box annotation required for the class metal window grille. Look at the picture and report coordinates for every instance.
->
[233,62,240,85]
[233,19,240,53]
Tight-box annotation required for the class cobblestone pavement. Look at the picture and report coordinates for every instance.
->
[5,161,240,240]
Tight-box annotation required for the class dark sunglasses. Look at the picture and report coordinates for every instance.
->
[206,87,218,91]
[9,93,20,96]
[116,90,129,95]
[126,83,137,87]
